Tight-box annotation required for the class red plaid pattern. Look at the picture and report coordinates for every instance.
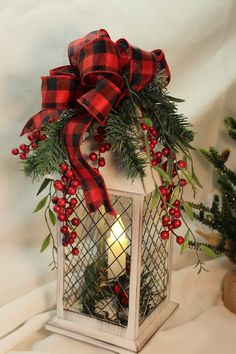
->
[21,29,170,215]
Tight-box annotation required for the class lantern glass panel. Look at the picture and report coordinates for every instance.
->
[139,191,169,324]
[63,190,132,327]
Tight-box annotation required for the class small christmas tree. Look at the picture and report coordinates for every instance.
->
[189,117,236,262]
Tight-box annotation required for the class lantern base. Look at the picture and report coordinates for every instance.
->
[46,302,178,353]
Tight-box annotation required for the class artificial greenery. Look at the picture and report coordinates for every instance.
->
[189,117,236,262]
[23,110,73,180]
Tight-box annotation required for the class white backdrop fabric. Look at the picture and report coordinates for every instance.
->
[0,0,236,353]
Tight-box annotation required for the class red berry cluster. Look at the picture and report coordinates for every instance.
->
[89,126,111,168]
[160,199,184,245]
[52,163,80,256]
[11,130,46,160]
[140,123,187,245]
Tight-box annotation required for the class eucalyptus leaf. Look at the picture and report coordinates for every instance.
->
[49,208,56,225]
[180,231,189,255]
[143,117,153,127]
[36,178,53,196]
[33,195,48,213]
[153,165,172,184]
[151,189,160,208]
[40,234,51,253]
[169,186,181,205]
[200,245,218,258]
[181,168,195,187]
[191,168,203,188]
[183,201,194,221]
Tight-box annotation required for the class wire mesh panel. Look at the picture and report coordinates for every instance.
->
[63,190,132,327]
[139,191,169,324]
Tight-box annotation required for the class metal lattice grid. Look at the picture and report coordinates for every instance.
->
[63,190,132,327]
[139,191,169,324]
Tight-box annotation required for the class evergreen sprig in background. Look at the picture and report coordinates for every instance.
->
[189,117,236,262]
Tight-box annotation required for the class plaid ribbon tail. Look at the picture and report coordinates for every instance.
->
[20,109,60,136]
[63,113,116,216]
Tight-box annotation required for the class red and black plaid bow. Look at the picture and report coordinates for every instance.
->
[21,29,170,215]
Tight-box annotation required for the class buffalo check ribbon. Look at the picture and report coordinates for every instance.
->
[21,29,170,215]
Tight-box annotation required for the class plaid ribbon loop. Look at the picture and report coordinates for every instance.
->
[21,29,170,215]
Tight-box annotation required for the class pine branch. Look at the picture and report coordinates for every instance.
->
[106,111,147,180]
[188,240,236,259]
[139,81,194,156]
[225,116,236,141]
[23,110,75,180]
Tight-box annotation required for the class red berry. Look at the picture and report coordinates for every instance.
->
[171,153,176,160]
[53,180,64,191]
[149,141,156,149]
[68,186,76,195]
[149,127,157,136]
[89,152,97,161]
[27,134,34,141]
[172,169,177,177]
[70,231,78,239]
[62,241,68,247]
[159,186,167,196]
[71,179,80,187]
[58,213,66,222]
[178,160,186,169]
[58,198,66,207]
[40,134,46,141]
[53,205,61,213]
[60,225,68,234]
[71,217,79,226]
[25,146,30,154]
[61,176,67,183]
[20,143,27,151]
[104,143,111,151]
[162,215,171,223]
[11,148,19,155]
[99,144,106,153]
[68,237,75,245]
[174,210,181,218]
[161,162,167,171]
[60,163,68,172]
[19,153,26,160]
[65,207,73,215]
[160,230,169,240]
[72,247,80,256]
[173,219,182,228]
[66,169,74,178]
[113,284,122,295]
[31,142,38,149]
[162,148,170,157]
[173,199,181,207]
[33,131,40,139]
[121,292,128,306]
[97,126,105,135]
[180,178,187,187]
[141,123,147,131]
[169,208,175,216]
[176,236,185,245]
[151,159,158,166]
[70,198,78,207]
[155,151,162,159]
[98,157,105,167]
[168,224,174,231]
[52,196,59,204]
[94,134,104,142]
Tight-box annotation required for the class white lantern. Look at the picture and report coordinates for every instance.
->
[46,141,178,352]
